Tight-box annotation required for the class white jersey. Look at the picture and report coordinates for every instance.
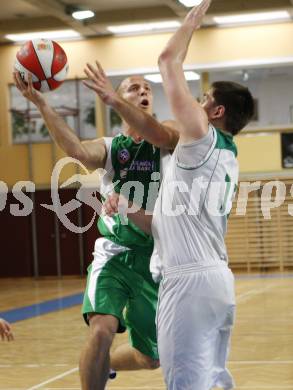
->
[151,125,238,270]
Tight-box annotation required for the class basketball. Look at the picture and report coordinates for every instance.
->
[14,39,68,92]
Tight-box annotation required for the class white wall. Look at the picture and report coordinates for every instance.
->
[256,75,293,127]
[109,67,293,132]
[151,80,201,121]
[210,69,293,128]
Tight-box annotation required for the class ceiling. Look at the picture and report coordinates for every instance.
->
[1,0,293,44]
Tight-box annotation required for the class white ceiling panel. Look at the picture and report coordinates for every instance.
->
[61,0,162,11]
[0,0,47,20]
[0,0,292,43]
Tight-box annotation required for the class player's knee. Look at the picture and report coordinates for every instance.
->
[147,358,160,370]
[92,326,114,349]
[138,354,160,370]
[89,318,116,347]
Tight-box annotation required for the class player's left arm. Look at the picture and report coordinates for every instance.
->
[103,193,152,234]
[83,62,179,150]
[158,0,211,143]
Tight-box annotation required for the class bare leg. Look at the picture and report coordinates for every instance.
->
[79,314,119,390]
[111,343,160,371]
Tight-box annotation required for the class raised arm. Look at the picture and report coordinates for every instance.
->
[83,62,179,150]
[13,72,107,170]
[158,0,211,142]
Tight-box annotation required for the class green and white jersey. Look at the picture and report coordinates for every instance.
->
[98,134,169,251]
[152,125,238,270]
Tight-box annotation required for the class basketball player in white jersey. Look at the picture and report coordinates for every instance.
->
[103,1,254,388]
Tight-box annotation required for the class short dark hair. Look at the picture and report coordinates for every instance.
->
[211,81,254,135]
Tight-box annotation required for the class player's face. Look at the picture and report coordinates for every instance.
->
[201,89,224,121]
[120,76,153,115]
[200,89,216,118]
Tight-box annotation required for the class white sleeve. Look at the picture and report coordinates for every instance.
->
[99,137,114,197]
[103,137,113,172]
[176,125,216,169]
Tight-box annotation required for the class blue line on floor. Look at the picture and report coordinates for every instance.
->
[1,273,293,324]
[0,292,84,323]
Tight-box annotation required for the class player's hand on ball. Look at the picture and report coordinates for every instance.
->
[83,61,118,106]
[0,319,14,342]
[13,72,46,108]
[103,193,128,217]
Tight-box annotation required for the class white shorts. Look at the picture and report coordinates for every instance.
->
[156,263,236,390]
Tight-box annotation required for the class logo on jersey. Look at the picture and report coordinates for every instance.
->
[120,169,128,179]
[118,149,130,164]
[129,160,155,172]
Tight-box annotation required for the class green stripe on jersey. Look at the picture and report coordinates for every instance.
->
[215,129,238,157]
[98,215,154,251]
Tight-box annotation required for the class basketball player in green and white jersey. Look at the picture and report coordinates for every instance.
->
[13,70,178,390]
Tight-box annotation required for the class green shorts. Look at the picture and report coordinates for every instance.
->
[82,243,159,360]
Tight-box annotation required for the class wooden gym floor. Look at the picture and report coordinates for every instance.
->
[0,273,292,390]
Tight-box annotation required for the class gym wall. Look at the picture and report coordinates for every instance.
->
[1,21,293,276]
[1,21,293,185]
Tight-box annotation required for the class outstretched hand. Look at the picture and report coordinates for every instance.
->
[184,0,212,30]
[13,72,46,108]
[83,61,118,106]
[0,319,14,342]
